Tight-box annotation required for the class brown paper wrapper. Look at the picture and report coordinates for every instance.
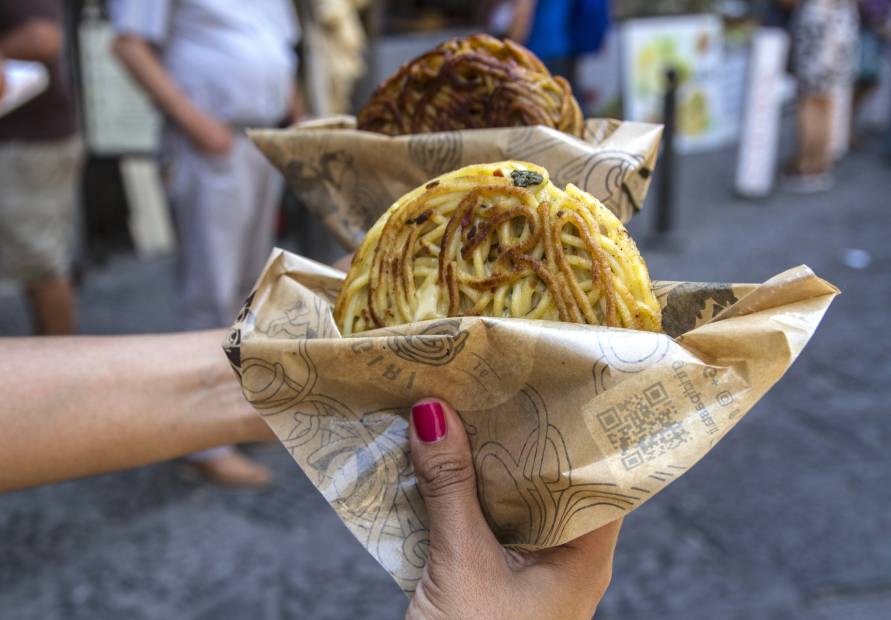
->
[226,249,838,594]
[249,116,662,250]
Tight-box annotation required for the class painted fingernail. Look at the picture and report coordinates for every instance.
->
[412,401,446,443]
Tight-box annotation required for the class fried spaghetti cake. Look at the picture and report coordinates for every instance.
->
[334,162,661,336]
[356,34,584,138]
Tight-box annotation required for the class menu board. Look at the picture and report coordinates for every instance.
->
[735,28,790,197]
[621,15,727,153]
[79,18,160,155]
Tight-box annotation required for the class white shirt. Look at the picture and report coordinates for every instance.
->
[110,0,299,125]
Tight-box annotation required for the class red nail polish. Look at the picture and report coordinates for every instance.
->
[412,401,446,443]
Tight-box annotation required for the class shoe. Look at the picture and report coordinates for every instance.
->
[186,449,273,488]
[781,170,834,193]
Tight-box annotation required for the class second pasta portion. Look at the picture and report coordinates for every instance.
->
[356,34,584,137]
[335,161,662,336]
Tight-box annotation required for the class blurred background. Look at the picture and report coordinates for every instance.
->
[1,0,889,618]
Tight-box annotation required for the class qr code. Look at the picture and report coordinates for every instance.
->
[596,382,689,471]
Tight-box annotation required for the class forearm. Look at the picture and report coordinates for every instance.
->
[0,19,61,62]
[111,35,206,133]
[290,79,305,123]
[507,0,536,44]
[0,330,270,493]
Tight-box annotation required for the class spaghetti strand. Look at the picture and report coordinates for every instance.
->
[335,162,661,336]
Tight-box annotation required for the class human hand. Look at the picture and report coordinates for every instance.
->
[406,399,621,620]
[186,110,233,155]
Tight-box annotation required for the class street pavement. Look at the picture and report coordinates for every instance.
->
[1,138,889,619]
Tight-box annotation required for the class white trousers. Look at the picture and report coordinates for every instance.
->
[162,130,282,330]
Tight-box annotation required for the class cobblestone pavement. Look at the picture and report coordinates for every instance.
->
[1,140,889,620]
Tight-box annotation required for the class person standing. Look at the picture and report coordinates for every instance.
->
[109,0,303,486]
[504,0,575,79]
[852,0,891,145]
[495,0,610,100]
[0,1,82,335]
[785,0,860,190]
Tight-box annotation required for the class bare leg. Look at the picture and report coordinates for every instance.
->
[26,276,76,335]
[796,93,833,174]
[185,445,272,487]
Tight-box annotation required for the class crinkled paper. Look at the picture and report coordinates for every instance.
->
[226,249,838,594]
[249,116,662,250]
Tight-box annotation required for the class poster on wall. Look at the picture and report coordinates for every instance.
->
[620,14,728,153]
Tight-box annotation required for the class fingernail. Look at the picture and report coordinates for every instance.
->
[412,401,446,443]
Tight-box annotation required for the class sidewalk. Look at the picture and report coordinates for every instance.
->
[1,140,889,619]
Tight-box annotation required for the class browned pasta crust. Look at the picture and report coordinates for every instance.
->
[356,34,584,138]
[335,162,661,336]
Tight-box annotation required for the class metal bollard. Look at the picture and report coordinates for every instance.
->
[655,67,678,236]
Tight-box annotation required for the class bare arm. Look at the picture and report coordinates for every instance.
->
[289,78,305,124]
[0,330,272,493]
[333,252,354,272]
[111,34,232,154]
[0,18,61,62]
[507,0,537,44]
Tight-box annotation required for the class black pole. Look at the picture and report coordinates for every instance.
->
[656,67,677,236]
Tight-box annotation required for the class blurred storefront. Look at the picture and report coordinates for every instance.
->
[65,0,891,255]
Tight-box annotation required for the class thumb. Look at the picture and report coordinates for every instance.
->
[409,398,497,558]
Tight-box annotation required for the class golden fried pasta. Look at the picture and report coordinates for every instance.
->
[335,162,661,336]
[356,34,584,138]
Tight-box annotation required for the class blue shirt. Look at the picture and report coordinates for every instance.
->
[525,0,573,60]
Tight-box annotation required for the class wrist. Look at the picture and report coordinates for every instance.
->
[191,332,271,444]
[205,366,268,444]
[176,103,214,136]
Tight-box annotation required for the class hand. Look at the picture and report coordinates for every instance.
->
[406,399,621,620]
[186,110,233,155]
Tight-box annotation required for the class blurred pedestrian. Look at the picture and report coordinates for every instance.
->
[490,0,610,97]
[502,0,575,81]
[784,0,860,191]
[852,0,891,144]
[110,0,303,487]
[0,1,82,335]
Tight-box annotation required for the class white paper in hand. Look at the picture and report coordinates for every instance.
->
[0,60,49,118]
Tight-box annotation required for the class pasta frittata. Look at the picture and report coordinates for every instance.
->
[335,162,661,335]
[356,34,584,138]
